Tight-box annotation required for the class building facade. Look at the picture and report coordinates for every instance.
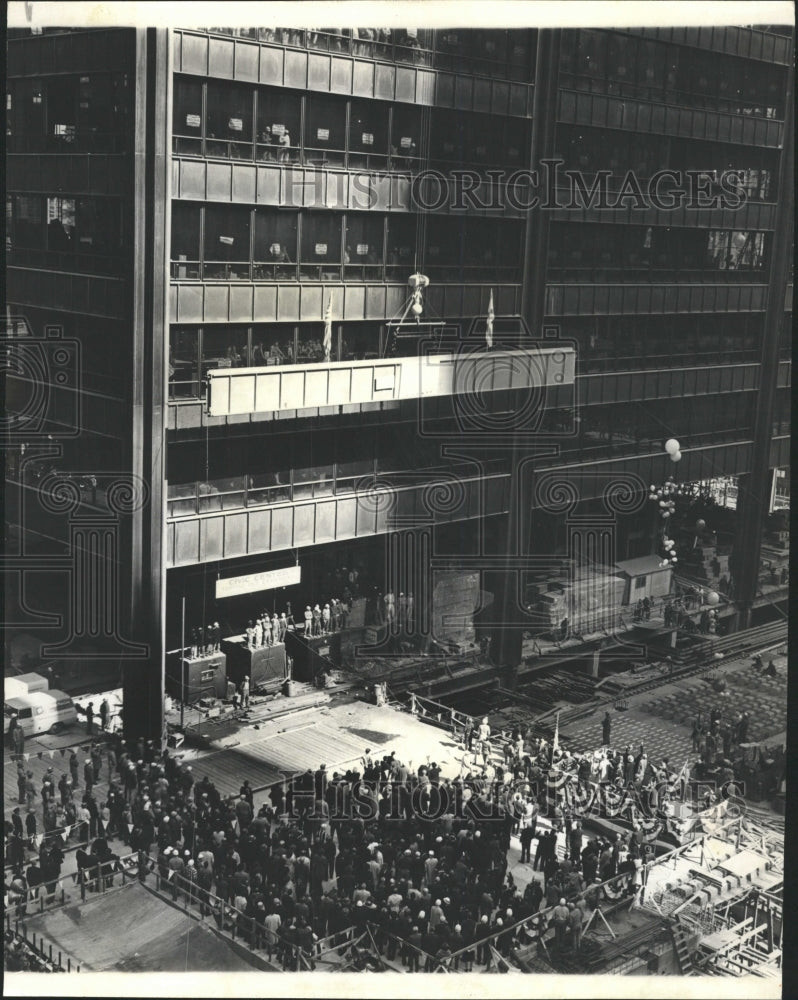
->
[6,23,793,739]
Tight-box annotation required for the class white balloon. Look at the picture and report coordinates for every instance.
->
[669,451,682,463]
[665,439,680,454]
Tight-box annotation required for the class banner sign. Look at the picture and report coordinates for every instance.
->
[216,564,301,599]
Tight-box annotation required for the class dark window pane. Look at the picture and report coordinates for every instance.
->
[169,326,200,398]
[173,76,203,154]
[171,202,201,275]
[206,81,252,158]
[256,86,300,163]
[253,209,297,278]
[304,94,346,165]
[203,204,251,278]
[201,326,249,375]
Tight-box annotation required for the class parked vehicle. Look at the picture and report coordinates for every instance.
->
[3,690,79,736]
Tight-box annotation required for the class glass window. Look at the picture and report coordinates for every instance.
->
[171,203,201,276]
[296,325,326,364]
[395,27,432,64]
[607,33,636,94]
[14,79,45,140]
[203,204,251,279]
[496,220,524,280]
[201,326,249,377]
[304,94,347,166]
[507,29,534,82]
[47,75,78,145]
[390,104,421,171]
[472,29,509,76]
[340,323,381,362]
[14,195,46,249]
[72,198,121,257]
[253,209,297,278]
[173,76,203,154]
[348,99,389,168]
[205,82,253,158]
[429,111,466,166]
[467,113,503,168]
[344,214,384,279]
[335,458,374,494]
[248,471,290,506]
[638,40,667,97]
[256,86,300,163]
[425,216,464,281]
[386,215,416,278]
[707,230,767,272]
[575,30,606,89]
[169,326,200,398]
[293,464,334,499]
[208,474,246,510]
[252,325,295,366]
[300,213,342,279]
[76,74,119,149]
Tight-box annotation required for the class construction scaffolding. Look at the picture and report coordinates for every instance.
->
[637,810,782,978]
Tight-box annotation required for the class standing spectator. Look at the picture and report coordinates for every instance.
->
[100,698,110,732]
[477,717,491,763]
[25,809,37,851]
[602,712,612,747]
[519,799,537,864]
[552,897,570,950]
[24,771,36,810]
[568,899,583,953]
[84,754,95,796]
[85,702,95,735]
[240,676,250,710]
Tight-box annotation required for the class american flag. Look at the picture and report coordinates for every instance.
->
[323,292,333,361]
[486,289,494,349]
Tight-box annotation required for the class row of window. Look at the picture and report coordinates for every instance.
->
[554,126,778,200]
[559,30,785,119]
[166,453,500,517]
[198,27,536,81]
[557,393,756,460]
[165,389,768,517]
[170,203,524,283]
[547,223,769,279]
[560,313,770,374]
[172,78,528,171]
[169,321,464,399]
[6,74,132,153]
[7,194,124,275]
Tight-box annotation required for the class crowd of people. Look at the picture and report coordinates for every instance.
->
[6,644,782,974]
[4,713,671,974]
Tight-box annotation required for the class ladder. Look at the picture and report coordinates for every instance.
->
[669,920,696,976]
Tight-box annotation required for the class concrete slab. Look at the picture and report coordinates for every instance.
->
[21,882,258,972]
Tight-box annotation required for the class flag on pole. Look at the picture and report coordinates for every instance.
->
[485,289,494,349]
[323,292,333,361]
[553,710,560,752]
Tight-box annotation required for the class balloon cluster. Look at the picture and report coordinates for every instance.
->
[649,478,679,568]
[664,438,682,463]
